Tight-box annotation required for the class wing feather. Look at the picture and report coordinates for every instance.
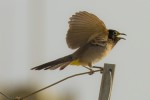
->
[66,11,108,49]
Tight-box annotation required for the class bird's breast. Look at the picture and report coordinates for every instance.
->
[77,42,113,66]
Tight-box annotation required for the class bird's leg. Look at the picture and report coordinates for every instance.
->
[82,66,94,75]
[93,66,103,73]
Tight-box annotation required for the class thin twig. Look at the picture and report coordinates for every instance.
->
[0,69,102,100]
[0,91,13,100]
[21,69,101,99]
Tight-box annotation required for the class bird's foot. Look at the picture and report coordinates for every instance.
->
[88,69,94,75]
[82,66,94,75]
[93,66,103,73]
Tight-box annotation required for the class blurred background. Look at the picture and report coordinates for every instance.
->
[0,0,150,100]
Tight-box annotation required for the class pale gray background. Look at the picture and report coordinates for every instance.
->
[0,0,150,100]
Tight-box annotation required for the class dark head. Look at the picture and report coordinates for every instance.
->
[108,29,126,43]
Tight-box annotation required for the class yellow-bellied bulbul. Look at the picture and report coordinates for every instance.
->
[31,11,126,72]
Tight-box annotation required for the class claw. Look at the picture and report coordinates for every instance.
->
[93,66,103,73]
[88,69,94,75]
[100,68,103,73]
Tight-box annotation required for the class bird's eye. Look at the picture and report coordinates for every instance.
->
[113,31,117,35]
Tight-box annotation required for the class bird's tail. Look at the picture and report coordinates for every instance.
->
[31,54,76,70]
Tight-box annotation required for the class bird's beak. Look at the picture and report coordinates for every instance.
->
[118,33,126,40]
[120,33,127,36]
[118,37,126,40]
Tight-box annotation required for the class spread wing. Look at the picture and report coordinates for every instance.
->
[66,11,108,49]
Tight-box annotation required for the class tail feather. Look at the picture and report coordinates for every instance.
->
[45,62,70,70]
[31,55,75,70]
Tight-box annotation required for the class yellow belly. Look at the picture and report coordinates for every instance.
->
[70,59,81,66]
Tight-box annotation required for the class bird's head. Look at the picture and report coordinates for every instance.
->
[108,29,126,43]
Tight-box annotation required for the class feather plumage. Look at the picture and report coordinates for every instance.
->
[66,11,108,49]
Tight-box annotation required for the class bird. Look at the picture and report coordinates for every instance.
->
[31,11,126,73]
